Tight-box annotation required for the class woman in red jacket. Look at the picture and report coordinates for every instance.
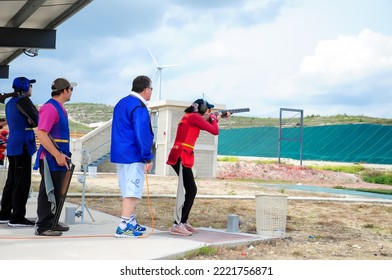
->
[167,99,221,236]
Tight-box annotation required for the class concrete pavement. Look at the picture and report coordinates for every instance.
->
[0,194,268,260]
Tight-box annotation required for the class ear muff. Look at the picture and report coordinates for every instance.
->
[199,99,208,114]
[21,77,29,92]
[13,77,29,93]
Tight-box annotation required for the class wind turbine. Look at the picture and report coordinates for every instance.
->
[148,48,180,100]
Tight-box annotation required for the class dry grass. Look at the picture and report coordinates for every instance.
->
[40,161,392,260]
[67,195,392,260]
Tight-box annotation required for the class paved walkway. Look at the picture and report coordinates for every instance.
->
[0,195,269,260]
[3,184,389,260]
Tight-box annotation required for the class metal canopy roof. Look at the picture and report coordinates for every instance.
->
[0,0,93,78]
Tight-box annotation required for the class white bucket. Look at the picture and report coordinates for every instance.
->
[255,195,287,238]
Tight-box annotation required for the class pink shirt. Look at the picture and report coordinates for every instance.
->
[37,100,67,158]
[38,101,67,133]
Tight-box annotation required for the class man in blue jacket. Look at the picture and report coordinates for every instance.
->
[111,75,154,238]
[0,77,38,226]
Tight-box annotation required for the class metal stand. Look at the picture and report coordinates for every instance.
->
[75,149,95,223]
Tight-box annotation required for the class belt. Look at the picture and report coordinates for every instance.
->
[25,128,34,130]
[54,139,69,143]
[182,143,194,149]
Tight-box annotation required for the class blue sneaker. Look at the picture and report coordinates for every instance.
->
[115,225,143,238]
[130,223,146,232]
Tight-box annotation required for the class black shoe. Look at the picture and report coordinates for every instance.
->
[0,219,10,224]
[56,222,70,231]
[0,215,10,224]
[35,229,62,236]
[8,218,35,227]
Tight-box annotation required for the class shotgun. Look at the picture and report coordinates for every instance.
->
[0,92,18,104]
[213,108,250,117]
[0,92,38,126]
[47,134,75,230]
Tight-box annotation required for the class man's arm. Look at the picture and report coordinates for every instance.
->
[133,107,154,172]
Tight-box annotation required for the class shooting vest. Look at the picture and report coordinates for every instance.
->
[34,99,71,171]
[5,96,37,156]
[167,113,201,168]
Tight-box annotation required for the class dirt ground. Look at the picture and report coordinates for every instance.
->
[32,160,392,260]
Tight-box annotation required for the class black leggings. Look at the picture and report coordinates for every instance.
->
[171,160,197,224]
[0,152,32,221]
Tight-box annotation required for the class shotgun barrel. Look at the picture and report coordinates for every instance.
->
[213,108,250,117]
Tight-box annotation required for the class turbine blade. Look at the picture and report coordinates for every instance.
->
[152,68,159,80]
[148,48,159,66]
[160,63,181,68]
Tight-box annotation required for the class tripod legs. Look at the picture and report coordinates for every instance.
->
[75,163,95,223]
[75,203,95,222]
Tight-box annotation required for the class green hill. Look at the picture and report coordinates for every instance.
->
[64,103,113,132]
[0,102,114,132]
[1,102,391,132]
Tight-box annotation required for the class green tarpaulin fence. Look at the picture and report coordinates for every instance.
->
[218,124,392,164]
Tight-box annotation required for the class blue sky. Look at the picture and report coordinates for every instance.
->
[2,0,392,118]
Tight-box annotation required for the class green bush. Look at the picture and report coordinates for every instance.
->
[309,164,365,174]
[363,171,392,185]
[218,156,239,162]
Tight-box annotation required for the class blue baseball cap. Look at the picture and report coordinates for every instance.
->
[206,101,214,109]
[12,77,36,92]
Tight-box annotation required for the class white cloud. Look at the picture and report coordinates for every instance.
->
[5,0,392,118]
[275,29,392,112]
[299,29,392,85]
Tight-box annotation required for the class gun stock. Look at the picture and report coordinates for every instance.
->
[213,108,250,116]
[0,92,17,104]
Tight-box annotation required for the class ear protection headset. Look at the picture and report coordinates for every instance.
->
[199,99,208,114]
[191,98,209,114]
[191,99,208,114]
[12,77,29,93]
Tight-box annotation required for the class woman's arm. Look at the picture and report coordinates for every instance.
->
[188,113,219,135]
